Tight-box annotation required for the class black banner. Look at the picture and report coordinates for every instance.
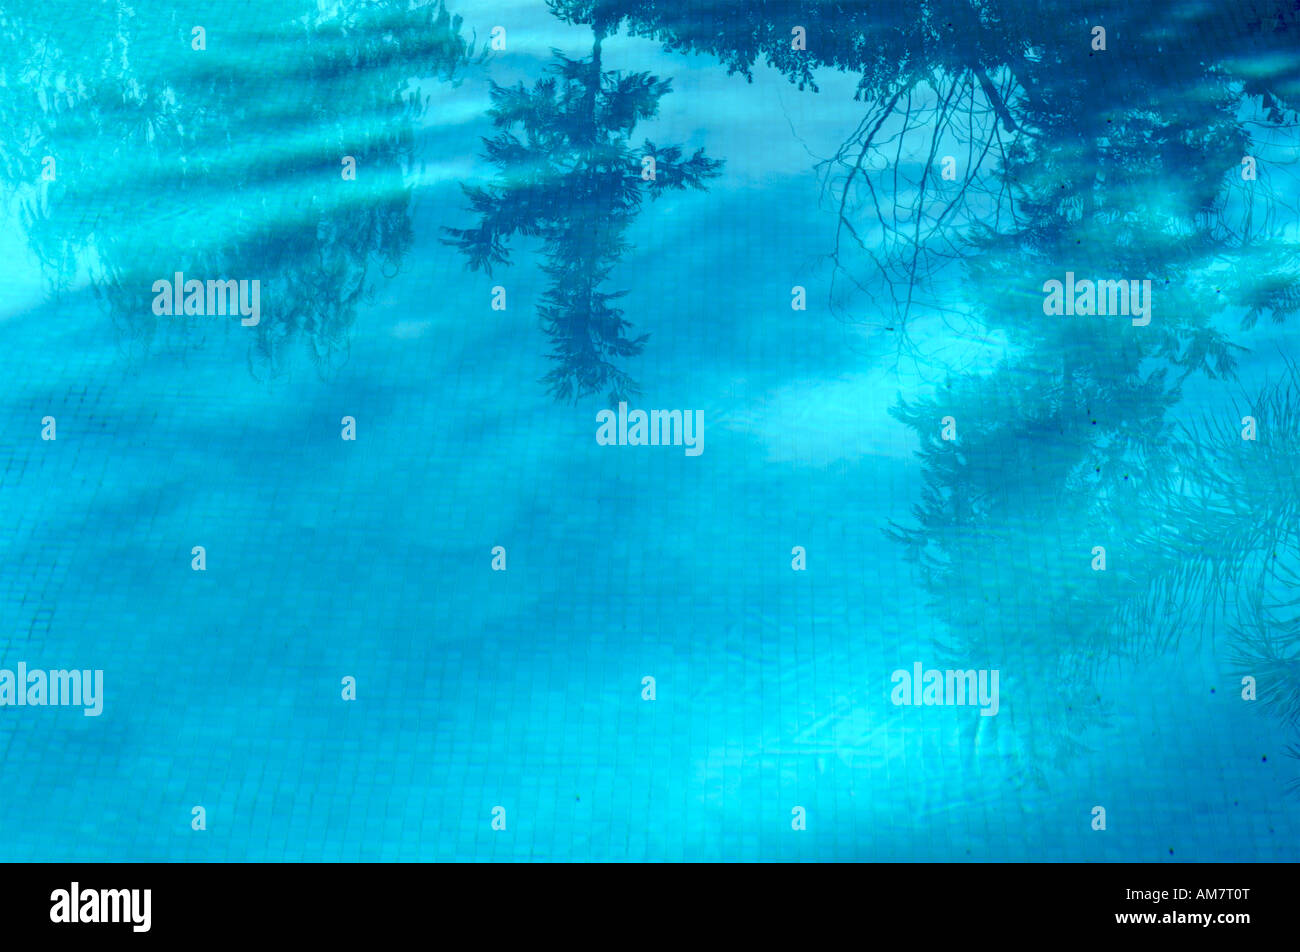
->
[0,862,1287,940]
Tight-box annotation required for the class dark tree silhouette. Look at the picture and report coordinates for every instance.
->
[442,26,722,404]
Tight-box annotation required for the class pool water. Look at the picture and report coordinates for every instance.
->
[1,0,1298,861]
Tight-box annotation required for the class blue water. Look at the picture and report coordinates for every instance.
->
[1,0,1298,860]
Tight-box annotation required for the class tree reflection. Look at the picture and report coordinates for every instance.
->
[547,0,1300,785]
[0,0,479,373]
[443,22,721,403]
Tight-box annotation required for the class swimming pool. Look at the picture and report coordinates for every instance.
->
[1,0,1298,861]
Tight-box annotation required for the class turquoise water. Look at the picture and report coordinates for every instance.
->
[1,0,1298,861]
